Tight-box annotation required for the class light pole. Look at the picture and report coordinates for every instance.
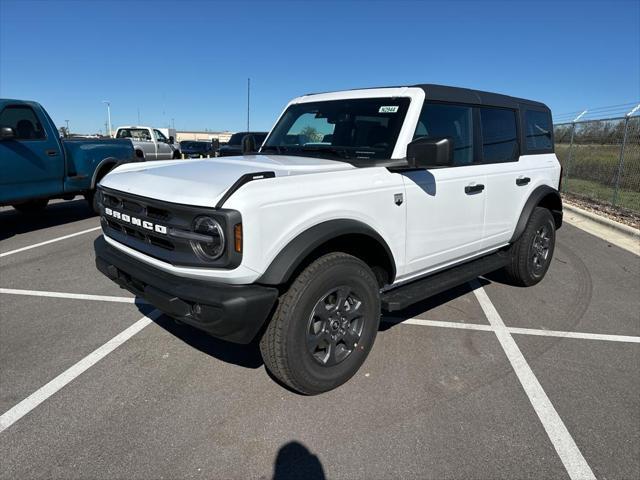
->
[102,101,112,137]
[65,120,69,136]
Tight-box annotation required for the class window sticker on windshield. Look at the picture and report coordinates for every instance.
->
[379,106,399,113]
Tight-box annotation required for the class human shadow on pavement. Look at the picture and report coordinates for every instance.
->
[0,199,95,240]
[272,441,326,480]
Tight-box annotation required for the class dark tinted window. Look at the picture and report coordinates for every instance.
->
[0,105,46,140]
[525,110,552,151]
[414,103,474,165]
[480,107,518,163]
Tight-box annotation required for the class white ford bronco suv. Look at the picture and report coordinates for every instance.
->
[94,84,562,394]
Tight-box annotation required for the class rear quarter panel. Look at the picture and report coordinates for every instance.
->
[62,139,135,191]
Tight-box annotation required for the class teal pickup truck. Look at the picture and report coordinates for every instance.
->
[0,99,141,213]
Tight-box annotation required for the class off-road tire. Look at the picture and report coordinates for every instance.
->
[84,190,100,214]
[12,198,49,214]
[503,207,556,287]
[260,252,381,395]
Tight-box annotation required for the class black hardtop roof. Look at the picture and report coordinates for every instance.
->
[303,84,549,111]
[415,84,549,110]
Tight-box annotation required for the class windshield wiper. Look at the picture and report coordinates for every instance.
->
[261,145,288,154]
[298,146,352,159]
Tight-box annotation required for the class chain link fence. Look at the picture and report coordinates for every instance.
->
[554,115,640,213]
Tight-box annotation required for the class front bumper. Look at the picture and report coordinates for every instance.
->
[94,235,278,344]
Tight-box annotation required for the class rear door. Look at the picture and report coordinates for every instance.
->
[0,103,64,204]
[480,106,532,248]
[402,102,487,279]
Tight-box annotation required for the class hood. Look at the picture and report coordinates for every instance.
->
[100,154,354,207]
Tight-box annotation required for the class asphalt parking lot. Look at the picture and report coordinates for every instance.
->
[1,199,638,480]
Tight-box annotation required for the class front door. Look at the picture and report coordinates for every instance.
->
[401,102,486,280]
[0,104,64,204]
[154,129,173,159]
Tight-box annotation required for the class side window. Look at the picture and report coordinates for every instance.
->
[154,129,168,142]
[0,105,46,140]
[480,107,518,163]
[414,103,474,166]
[524,110,552,151]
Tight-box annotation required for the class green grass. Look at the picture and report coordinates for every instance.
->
[555,142,640,211]
[563,178,640,212]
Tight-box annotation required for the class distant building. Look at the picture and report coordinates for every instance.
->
[176,130,233,143]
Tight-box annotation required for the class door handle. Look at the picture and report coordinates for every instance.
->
[45,149,59,157]
[465,184,485,194]
[516,176,531,186]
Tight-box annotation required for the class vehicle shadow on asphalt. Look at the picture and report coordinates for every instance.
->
[146,280,498,373]
[0,199,95,240]
[151,313,265,369]
[379,282,480,327]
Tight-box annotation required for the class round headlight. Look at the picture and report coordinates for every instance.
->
[190,216,225,261]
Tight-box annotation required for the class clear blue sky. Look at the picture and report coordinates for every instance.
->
[1,0,638,133]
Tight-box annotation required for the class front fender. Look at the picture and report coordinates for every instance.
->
[257,219,396,285]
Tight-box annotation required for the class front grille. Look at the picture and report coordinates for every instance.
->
[98,186,242,269]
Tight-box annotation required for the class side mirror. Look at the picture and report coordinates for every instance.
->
[406,137,453,168]
[0,127,16,141]
[242,134,256,154]
[168,136,175,144]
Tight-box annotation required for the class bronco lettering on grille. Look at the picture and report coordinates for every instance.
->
[104,207,168,234]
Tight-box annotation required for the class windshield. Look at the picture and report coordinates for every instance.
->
[262,97,411,161]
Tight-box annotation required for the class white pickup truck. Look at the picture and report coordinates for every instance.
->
[95,84,562,394]
[115,126,180,161]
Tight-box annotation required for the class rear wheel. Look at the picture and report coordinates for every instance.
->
[12,198,49,214]
[260,252,380,395]
[503,207,556,286]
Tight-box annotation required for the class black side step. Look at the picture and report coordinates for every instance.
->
[381,250,510,312]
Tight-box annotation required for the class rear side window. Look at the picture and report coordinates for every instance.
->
[414,103,474,166]
[0,105,46,140]
[480,107,518,163]
[524,110,552,151]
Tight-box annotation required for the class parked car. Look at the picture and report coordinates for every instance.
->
[0,99,139,213]
[179,140,217,158]
[218,131,268,156]
[94,84,561,394]
[115,126,180,160]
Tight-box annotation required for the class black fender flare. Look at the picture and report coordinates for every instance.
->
[510,185,563,243]
[257,219,397,286]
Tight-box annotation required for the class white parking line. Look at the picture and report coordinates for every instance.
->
[508,325,640,344]
[383,317,640,344]
[471,280,596,480]
[0,226,101,258]
[0,310,160,434]
[1,288,637,344]
[0,288,141,304]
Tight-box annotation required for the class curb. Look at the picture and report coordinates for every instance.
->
[563,203,640,240]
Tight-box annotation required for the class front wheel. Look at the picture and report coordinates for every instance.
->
[503,207,556,286]
[84,190,100,214]
[260,252,381,395]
